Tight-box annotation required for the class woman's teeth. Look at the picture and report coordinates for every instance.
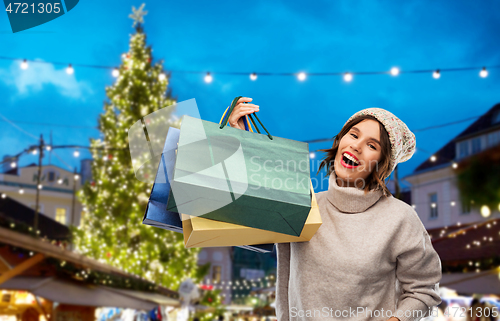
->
[343,153,359,166]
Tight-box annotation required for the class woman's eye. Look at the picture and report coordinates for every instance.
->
[369,144,376,150]
[350,133,357,138]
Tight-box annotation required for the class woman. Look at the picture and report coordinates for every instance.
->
[226,97,442,321]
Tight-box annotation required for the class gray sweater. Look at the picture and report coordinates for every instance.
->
[275,171,442,321]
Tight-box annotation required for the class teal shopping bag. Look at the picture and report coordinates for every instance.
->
[166,96,311,237]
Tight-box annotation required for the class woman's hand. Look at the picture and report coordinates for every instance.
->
[226,97,259,130]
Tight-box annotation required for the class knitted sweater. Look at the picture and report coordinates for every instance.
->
[275,171,442,321]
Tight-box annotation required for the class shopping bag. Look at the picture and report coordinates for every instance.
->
[142,127,275,253]
[181,180,322,248]
[166,96,311,237]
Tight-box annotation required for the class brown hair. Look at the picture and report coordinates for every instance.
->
[316,115,393,197]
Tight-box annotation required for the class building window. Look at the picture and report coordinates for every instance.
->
[458,141,469,159]
[429,193,438,219]
[493,111,500,124]
[487,131,500,148]
[471,137,481,154]
[461,199,471,214]
[212,266,221,284]
[55,208,67,225]
[47,171,56,182]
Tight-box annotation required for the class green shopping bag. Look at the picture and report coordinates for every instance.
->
[166,96,311,236]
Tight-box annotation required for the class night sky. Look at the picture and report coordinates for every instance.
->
[1,0,499,191]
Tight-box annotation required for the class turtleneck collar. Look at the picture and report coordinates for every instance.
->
[326,171,384,214]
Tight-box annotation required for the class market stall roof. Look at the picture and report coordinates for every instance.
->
[1,276,178,310]
[0,226,179,309]
[440,268,500,295]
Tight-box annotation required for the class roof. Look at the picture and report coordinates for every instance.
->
[0,226,179,299]
[0,196,70,240]
[413,103,500,174]
[428,218,500,262]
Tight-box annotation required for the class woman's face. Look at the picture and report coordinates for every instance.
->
[334,119,383,188]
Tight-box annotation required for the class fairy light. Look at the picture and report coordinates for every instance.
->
[10,161,16,168]
[112,68,120,77]
[390,67,400,76]
[433,70,441,79]
[297,72,306,81]
[479,67,488,78]
[66,64,74,75]
[480,205,491,218]
[158,73,166,81]
[250,73,257,81]
[430,155,436,162]
[73,150,80,157]
[344,72,353,82]
[20,59,28,70]
[204,72,213,83]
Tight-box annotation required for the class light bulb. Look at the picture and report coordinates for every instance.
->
[158,73,166,81]
[480,205,491,218]
[204,72,213,83]
[430,155,436,162]
[309,152,315,159]
[21,59,28,70]
[433,70,440,79]
[32,149,37,155]
[38,184,43,190]
[452,162,458,169]
[74,150,80,157]
[74,174,80,180]
[112,68,120,77]
[10,162,16,168]
[390,67,400,76]
[66,64,74,75]
[19,189,24,194]
[250,73,257,81]
[297,72,306,81]
[479,67,488,78]
[343,73,353,82]
[46,145,52,151]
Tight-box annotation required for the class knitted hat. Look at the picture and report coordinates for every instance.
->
[343,108,416,179]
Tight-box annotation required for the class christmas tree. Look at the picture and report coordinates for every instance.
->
[72,4,203,292]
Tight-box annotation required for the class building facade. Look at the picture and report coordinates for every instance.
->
[403,103,500,230]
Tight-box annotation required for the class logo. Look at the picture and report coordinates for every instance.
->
[4,0,79,33]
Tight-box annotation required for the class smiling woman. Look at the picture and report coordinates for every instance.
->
[317,114,392,194]
[226,98,441,321]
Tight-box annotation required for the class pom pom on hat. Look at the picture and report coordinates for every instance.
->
[343,108,416,178]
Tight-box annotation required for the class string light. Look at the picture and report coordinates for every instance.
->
[297,72,306,81]
[480,67,488,78]
[204,72,213,83]
[19,189,24,194]
[112,68,120,77]
[37,184,43,190]
[10,161,16,168]
[390,67,400,76]
[73,150,80,157]
[309,152,316,159]
[158,73,166,81]
[1,193,6,198]
[250,73,257,81]
[433,69,441,79]
[480,205,491,218]
[20,59,28,70]
[46,145,52,151]
[343,72,353,82]
[66,64,74,75]
[430,155,437,162]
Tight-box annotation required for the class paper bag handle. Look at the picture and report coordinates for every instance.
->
[219,96,274,140]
